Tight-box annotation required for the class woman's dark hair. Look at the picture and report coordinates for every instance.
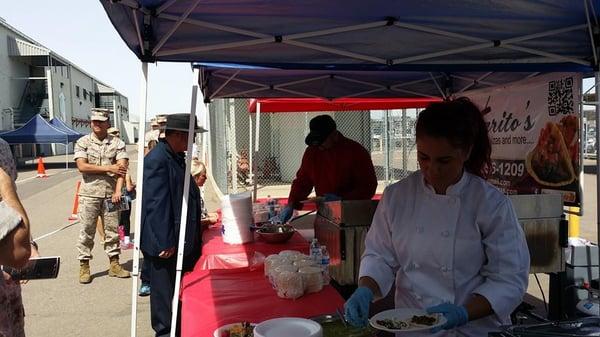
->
[415,97,491,178]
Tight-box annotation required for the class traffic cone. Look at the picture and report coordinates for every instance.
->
[68,181,81,221]
[36,157,48,178]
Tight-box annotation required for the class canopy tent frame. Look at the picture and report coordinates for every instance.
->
[110,0,595,69]
[201,68,547,100]
[245,97,440,199]
[0,114,83,170]
[99,1,600,336]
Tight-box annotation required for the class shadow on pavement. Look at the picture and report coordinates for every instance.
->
[90,259,134,279]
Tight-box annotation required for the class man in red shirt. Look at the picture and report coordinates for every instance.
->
[280,115,377,223]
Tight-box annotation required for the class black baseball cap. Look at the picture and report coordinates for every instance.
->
[305,115,336,146]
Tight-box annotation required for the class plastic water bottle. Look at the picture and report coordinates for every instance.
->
[310,238,321,263]
[320,245,330,285]
[267,196,278,219]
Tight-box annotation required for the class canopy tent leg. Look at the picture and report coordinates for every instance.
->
[591,71,600,307]
[170,67,200,337]
[130,62,149,337]
[253,102,261,201]
[383,109,390,185]
[249,113,254,201]
[65,143,68,170]
[202,102,210,166]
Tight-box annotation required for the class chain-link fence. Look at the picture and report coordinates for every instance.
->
[208,98,421,196]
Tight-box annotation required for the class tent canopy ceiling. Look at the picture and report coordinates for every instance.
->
[248,98,440,113]
[0,115,82,144]
[195,62,550,100]
[101,0,598,73]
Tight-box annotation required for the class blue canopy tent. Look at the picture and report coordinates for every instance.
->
[49,117,85,140]
[100,1,600,335]
[0,114,83,169]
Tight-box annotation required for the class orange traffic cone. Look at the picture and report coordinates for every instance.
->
[68,181,81,221]
[36,157,48,178]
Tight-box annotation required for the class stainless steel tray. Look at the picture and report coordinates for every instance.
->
[502,317,600,336]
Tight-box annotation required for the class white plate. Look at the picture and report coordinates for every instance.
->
[369,308,446,333]
[254,317,322,337]
[213,322,256,337]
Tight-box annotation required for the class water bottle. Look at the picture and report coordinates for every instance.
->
[320,245,330,285]
[310,238,321,263]
[267,196,278,219]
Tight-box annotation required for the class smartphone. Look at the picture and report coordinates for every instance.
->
[1,256,60,280]
[104,197,130,212]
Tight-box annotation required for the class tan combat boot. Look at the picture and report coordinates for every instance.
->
[108,256,130,278]
[79,260,91,284]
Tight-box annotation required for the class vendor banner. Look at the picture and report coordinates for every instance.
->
[465,73,581,205]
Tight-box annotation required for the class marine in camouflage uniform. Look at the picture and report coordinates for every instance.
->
[74,108,130,283]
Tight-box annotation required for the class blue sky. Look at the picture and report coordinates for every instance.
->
[2,1,199,122]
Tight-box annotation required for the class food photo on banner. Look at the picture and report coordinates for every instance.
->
[465,72,582,206]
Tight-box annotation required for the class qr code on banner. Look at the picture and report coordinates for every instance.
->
[547,77,574,116]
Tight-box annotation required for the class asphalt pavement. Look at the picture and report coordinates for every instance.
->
[18,146,152,337]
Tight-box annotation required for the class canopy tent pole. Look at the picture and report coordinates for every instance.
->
[253,102,261,201]
[170,68,200,337]
[200,103,210,165]
[383,109,390,185]
[402,109,408,174]
[594,71,600,288]
[249,113,254,201]
[130,62,148,337]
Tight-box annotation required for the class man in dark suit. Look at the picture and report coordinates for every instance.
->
[140,113,207,337]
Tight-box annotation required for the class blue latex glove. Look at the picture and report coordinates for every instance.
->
[323,193,341,202]
[344,286,374,327]
[279,206,294,223]
[426,303,469,333]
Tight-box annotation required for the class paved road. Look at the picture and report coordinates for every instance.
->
[19,147,152,337]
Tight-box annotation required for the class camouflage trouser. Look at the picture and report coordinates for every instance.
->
[76,196,120,260]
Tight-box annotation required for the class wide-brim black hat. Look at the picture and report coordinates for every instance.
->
[305,115,336,146]
[165,113,208,133]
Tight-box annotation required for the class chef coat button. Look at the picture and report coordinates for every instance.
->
[441,230,450,237]
[413,263,420,269]
[415,294,422,301]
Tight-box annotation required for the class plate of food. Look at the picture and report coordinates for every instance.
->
[213,321,256,337]
[369,308,445,333]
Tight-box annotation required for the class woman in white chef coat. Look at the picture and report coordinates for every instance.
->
[344,98,530,336]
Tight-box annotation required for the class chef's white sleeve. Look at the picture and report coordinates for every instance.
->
[473,198,530,320]
[359,188,400,299]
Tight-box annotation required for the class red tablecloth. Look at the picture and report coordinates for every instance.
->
[198,226,310,270]
[181,267,345,337]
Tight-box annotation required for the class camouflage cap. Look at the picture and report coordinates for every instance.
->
[150,117,159,127]
[107,127,120,135]
[90,108,111,121]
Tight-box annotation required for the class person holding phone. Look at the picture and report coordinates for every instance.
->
[0,138,33,337]
[74,108,130,284]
